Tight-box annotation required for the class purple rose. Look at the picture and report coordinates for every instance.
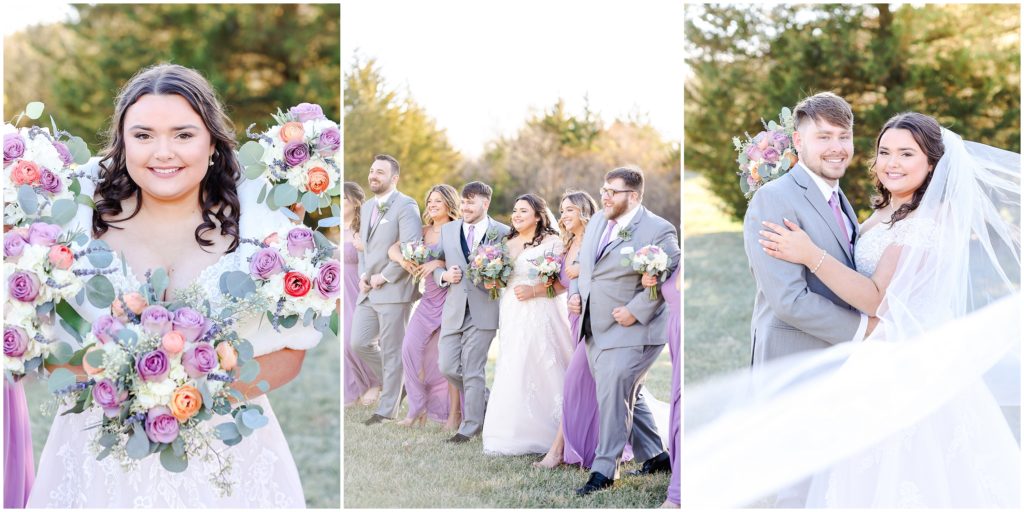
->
[136,349,169,382]
[91,314,125,344]
[27,223,62,247]
[3,326,29,358]
[39,168,63,193]
[317,126,340,156]
[51,141,73,166]
[140,305,173,336]
[144,406,179,444]
[8,272,39,303]
[288,103,326,122]
[4,231,27,258]
[771,131,791,151]
[745,144,763,162]
[172,308,209,343]
[249,247,284,279]
[182,342,217,378]
[286,227,315,257]
[4,133,25,164]
[762,147,781,164]
[315,260,340,298]
[283,141,310,167]
[92,379,126,418]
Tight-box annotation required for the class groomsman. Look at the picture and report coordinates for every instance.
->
[568,167,680,496]
[351,154,422,424]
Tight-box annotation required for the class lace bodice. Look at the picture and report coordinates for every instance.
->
[855,217,938,277]
[508,237,565,287]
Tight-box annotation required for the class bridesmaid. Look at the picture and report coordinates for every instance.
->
[535,190,598,468]
[387,184,461,429]
[647,267,681,508]
[4,377,34,508]
[344,182,382,407]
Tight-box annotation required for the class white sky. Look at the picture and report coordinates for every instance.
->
[341,0,684,156]
[1,3,76,36]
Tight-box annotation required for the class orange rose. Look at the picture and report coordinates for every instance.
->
[306,167,330,195]
[216,342,238,371]
[10,160,41,185]
[82,345,105,375]
[48,245,74,270]
[123,292,148,315]
[169,385,203,422]
[161,331,186,355]
[263,232,280,246]
[279,122,305,143]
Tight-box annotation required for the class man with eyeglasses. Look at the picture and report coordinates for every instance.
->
[568,166,680,496]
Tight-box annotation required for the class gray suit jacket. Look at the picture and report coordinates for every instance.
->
[432,217,512,334]
[570,206,680,350]
[744,164,863,364]
[357,190,422,304]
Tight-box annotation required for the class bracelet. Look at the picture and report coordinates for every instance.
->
[810,249,827,274]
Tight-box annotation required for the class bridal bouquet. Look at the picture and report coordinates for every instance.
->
[48,275,268,495]
[467,242,513,301]
[527,251,562,298]
[234,225,339,332]
[3,102,92,226]
[733,106,798,198]
[620,244,670,300]
[238,103,341,221]
[4,223,116,379]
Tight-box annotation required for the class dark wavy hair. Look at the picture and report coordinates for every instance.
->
[507,193,558,249]
[343,181,365,233]
[870,112,945,227]
[93,64,242,251]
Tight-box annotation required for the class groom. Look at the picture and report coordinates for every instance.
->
[433,181,511,443]
[351,154,422,424]
[568,167,680,496]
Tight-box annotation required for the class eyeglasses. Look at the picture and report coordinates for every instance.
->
[599,187,634,198]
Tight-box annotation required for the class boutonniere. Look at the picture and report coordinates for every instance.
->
[377,202,390,216]
[616,225,634,242]
[484,226,500,243]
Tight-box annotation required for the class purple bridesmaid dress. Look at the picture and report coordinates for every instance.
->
[344,230,381,405]
[663,268,681,504]
[399,245,450,422]
[4,379,34,508]
[560,255,634,467]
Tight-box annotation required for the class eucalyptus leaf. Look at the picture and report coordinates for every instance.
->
[17,185,38,215]
[25,102,44,120]
[280,205,300,221]
[85,274,116,309]
[151,267,169,300]
[50,198,77,225]
[302,308,314,326]
[98,432,119,449]
[235,340,254,361]
[67,347,85,366]
[220,271,256,298]
[312,231,333,252]
[96,446,113,461]
[75,195,96,210]
[36,302,54,317]
[319,194,331,209]
[239,360,260,383]
[159,445,188,473]
[56,299,87,337]
[240,409,268,430]
[74,232,88,246]
[317,216,341,229]
[67,136,91,165]
[739,174,751,195]
[86,240,113,268]
[237,141,265,167]
[257,183,268,204]
[59,319,83,344]
[116,327,138,346]
[172,437,186,457]
[70,177,82,196]
[125,428,150,460]
[301,191,320,213]
[234,414,253,436]
[46,368,76,394]
[46,342,75,365]
[244,163,266,180]
[279,315,299,329]
[215,422,240,442]
[330,310,340,337]
[272,183,299,208]
[330,203,340,218]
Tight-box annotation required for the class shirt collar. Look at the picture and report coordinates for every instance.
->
[609,203,641,231]
[799,162,841,202]
[463,216,489,234]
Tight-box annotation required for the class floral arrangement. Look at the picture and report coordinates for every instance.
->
[620,244,671,300]
[239,103,341,225]
[400,240,438,283]
[3,102,92,226]
[48,274,268,495]
[467,242,513,301]
[733,106,798,198]
[527,251,562,298]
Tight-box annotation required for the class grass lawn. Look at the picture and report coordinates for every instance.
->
[344,330,673,508]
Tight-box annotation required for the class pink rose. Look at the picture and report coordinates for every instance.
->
[48,245,74,270]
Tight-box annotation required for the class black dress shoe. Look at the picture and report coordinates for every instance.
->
[576,471,614,496]
[446,433,471,443]
[627,451,671,476]
[363,414,390,425]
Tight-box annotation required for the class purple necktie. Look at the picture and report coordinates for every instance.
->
[596,219,617,261]
[466,224,476,252]
[829,191,852,253]
[370,201,380,227]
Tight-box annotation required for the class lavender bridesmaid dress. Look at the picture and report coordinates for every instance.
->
[663,268,681,504]
[399,245,450,423]
[344,229,381,405]
[560,256,634,467]
[4,379,34,508]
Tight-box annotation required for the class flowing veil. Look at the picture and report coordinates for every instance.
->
[683,129,1021,507]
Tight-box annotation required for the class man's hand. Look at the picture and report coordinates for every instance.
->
[351,238,365,252]
[568,293,581,315]
[369,274,388,289]
[442,266,462,285]
[612,306,637,327]
[359,277,371,294]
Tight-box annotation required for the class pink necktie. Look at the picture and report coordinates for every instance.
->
[466,224,476,252]
[829,191,852,253]
[370,201,380,227]
[596,219,617,261]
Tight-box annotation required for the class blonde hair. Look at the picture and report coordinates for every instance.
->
[559,189,598,249]
[422,184,461,225]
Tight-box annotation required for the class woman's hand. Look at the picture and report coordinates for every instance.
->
[641,273,659,288]
[415,259,445,279]
[759,219,821,267]
[513,284,536,301]
[564,263,580,280]
[400,259,420,275]
[351,237,365,252]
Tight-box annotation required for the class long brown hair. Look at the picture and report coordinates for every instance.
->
[344,181,365,233]
[93,64,242,251]
[508,193,558,249]
[559,189,598,250]
[870,112,945,227]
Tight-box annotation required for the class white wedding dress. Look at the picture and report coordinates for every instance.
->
[27,172,321,508]
[482,237,574,455]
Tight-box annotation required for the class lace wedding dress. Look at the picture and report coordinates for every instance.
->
[482,237,574,455]
[26,173,321,508]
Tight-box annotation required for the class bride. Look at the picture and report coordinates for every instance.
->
[482,193,574,455]
[28,64,321,507]
[686,112,1020,507]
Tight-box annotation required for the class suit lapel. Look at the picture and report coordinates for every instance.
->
[597,207,645,264]
[368,193,397,240]
[838,188,860,242]
[360,202,371,245]
[793,166,854,263]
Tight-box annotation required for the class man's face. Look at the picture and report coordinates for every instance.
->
[368,160,397,194]
[460,193,489,224]
[600,178,636,220]
[792,118,854,186]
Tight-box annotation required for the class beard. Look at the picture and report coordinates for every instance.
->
[605,200,628,221]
